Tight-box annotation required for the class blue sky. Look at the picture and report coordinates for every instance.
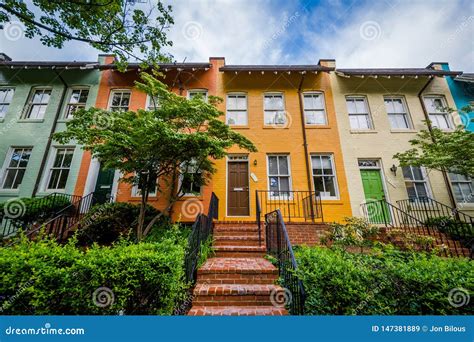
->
[1,0,473,71]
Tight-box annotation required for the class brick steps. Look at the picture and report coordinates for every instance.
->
[188,221,287,316]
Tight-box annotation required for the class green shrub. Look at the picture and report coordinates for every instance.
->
[77,202,168,245]
[321,217,379,250]
[295,246,473,315]
[425,216,474,241]
[0,232,188,315]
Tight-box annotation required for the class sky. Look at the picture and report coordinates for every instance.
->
[1,0,473,71]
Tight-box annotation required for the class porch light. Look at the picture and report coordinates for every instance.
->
[253,159,258,166]
[390,164,398,175]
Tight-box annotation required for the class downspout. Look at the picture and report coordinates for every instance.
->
[32,70,68,197]
[417,76,458,210]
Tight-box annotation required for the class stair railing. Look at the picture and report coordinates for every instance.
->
[265,209,305,315]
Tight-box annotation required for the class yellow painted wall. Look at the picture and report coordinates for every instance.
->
[212,60,353,222]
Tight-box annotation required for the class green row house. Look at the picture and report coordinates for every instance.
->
[0,53,100,202]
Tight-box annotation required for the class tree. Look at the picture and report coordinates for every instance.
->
[394,118,474,178]
[54,71,257,240]
[0,0,174,68]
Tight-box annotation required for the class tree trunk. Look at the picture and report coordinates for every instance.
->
[137,191,147,241]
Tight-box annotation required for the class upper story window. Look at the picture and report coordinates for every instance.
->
[64,88,89,119]
[303,92,327,125]
[0,88,14,119]
[311,154,338,199]
[402,166,430,200]
[449,173,474,204]
[267,155,291,197]
[384,97,411,129]
[264,93,286,126]
[146,95,161,110]
[24,88,51,119]
[226,93,247,125]
[423,96,452,129]
[1,147,32,189]
[346,96,372,130]
[46,147,75,190]
[188,89,208,102]
[109,90,131,112]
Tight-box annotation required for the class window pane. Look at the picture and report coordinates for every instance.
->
[268,156,278,174]
[279,177,290,192]
[70,90,81,103]
[227,95,237,109]
[459,183,473,202]
[2,169,17,189]
[269,176,279,192]
[384,99,395,113]
[313,176,324,194]
[278,156,289,175]
[392,99,404,113]
[405,182,417,198]
[346,99,356,114]
[79,90,89,103]
[62,150,74,167]
[321,156,332,175]
[12,169,25,188]
[415,183,428,198]
[121,93,130,107]
[311,156,322,175]
[53,150,65,167]
[323,176,336,196]
[57,169,70,189]
[305,110,326,124]
[0,104,8,118]
[349,115,359,129]
[303,95,313,109]
[48,169,61,189]
[402,166,412,180]
[112,94,121,106]
[355,99,367,113]
[8,150,21,167]
[19,150,31,167]
[411,167,423,180]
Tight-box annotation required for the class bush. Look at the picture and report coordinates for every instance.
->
[321,217,379,250]
[0,231,188,315]
[425,216,474,241]
[77,202,168,245]
[295,246,473,315]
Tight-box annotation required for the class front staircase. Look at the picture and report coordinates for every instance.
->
[188,222,288,316]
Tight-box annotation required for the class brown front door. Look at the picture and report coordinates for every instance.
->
[228,161,250,216]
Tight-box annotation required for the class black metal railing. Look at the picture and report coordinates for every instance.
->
[23,192,97,242]
[256,190,323,245]
[184,192,219,283]
[0,192,82,238]
[360,199,471,258]
[265,209,305,315]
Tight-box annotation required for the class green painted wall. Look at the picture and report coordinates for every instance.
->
[0,67,100,202]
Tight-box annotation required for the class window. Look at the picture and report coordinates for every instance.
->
[384,97,411,129]
[146,95,161,110]
[424,96,451,129]
[1,147,32,189]
[109,90,131,111]
[0,88,14,119]
[346,97,372,129]
[449,173,474,203]
[267,155,291,197]
[131,173,157,197]
[64,88,89,119]
[226,94,247,125]
[402,166,430,200]
[303,93,327,125]
[311,155,338,199]
[24,88,51,119]
[264,93,286,125]
[188,89,208,102]
[46,148,75,190]
[180,160,202,195]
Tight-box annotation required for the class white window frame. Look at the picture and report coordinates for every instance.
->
[423,96,452,130]
[303,92,327,125]
[226,93,248,126]
[108,89,131,112]
[402,166,432,200]
[64,87,90,119]
[384,96,412,130]
[0,147,32,190]
[0,87,15,119]
[131,173,158,197]
[264,92,286,126]
[179,160,203,196]
[23,87,52,119]
[187,89,208,102]
[266,154,292,199]
[146,94,161,110]
[45,147,75,191]
[346,96,373,130]
[311,154,339,200]
[449,173,474,204]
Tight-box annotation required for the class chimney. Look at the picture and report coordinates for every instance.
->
[0,53,12,62]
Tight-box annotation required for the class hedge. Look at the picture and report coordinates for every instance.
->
[0,231,188,315]
[295,246,473,315]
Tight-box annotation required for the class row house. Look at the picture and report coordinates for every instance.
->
[0,54,472,226]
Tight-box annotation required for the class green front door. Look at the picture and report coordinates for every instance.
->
[360,170,390,224]
[94,167,115,204]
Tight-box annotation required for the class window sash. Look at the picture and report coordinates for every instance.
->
[402,166,429,200]
[267,155,291,197]
[303,93,327,125]
[311,155,338,198]
[109,91,131,111]
[25,89,51,119]
[47,148,74,190]
[65,89,89,118]
[449,173,474,203]
[0,88,14,118]
[264,94,285,125]
[424,97,451,129]
[1,148,32,189]
[226,95,247,125]
[188,90,208,102]
[385,98,410,129]
[347,97,372,129]
[146,95,161,110]
[429,113,451,129]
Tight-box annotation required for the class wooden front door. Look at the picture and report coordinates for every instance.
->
[94,166,115,204]
[228,161,250,216]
